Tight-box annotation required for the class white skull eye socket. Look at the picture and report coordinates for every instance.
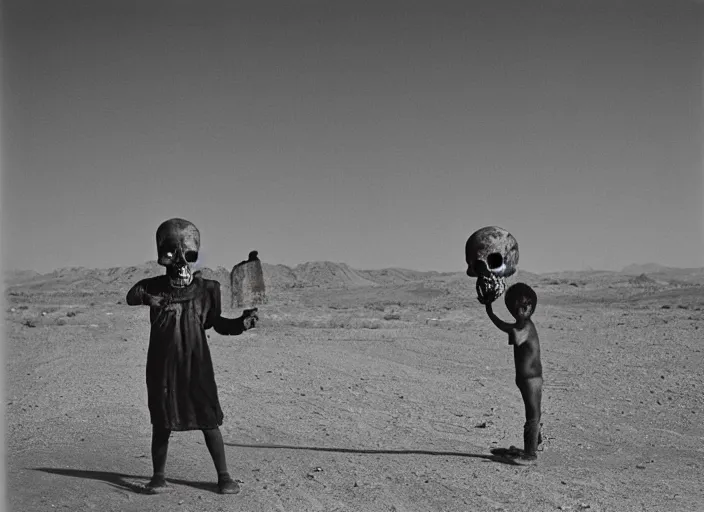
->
[160,249,196,265]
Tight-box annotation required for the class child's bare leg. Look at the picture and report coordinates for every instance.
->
[202,427,240,494]
[147,427,171,490]
[518,377,543,459]
[523,420,540,458]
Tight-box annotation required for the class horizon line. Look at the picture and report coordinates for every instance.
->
[3,260,697,277]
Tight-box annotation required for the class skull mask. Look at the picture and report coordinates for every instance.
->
[156,218,200,288]
[465,226,519,304]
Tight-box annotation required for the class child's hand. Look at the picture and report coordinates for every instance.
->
[240,308,259,330]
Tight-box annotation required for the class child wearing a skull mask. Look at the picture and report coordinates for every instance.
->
[126,218,259,494]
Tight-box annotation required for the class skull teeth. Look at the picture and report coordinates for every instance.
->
[476,274,506,304]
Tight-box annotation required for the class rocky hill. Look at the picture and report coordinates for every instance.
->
[621,263,704,284]
[3,261,452,303]
[6,261,703,310]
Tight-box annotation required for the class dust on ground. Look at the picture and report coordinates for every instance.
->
[5,266,704,512]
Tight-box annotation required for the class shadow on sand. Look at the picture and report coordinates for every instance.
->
[32,468,219,494]
[225,442,521,466]
[31,443,520,493]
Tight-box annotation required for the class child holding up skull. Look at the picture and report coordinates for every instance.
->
[483,283,543,460]
[467,227,543,461]
[126,218,259,494]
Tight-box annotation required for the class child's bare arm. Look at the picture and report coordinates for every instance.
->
[485,303,513,333]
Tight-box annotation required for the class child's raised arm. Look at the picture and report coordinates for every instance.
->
[485,303,513,333]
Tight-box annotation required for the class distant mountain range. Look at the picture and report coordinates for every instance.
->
[3,261,446,298]
[621,263,677,274]
[5,261,704,293]
[620,263,704,284]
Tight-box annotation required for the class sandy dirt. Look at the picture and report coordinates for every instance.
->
[5,266,704,511]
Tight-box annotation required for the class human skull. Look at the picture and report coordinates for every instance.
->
[156,218,200,287]
[465,226,519,304]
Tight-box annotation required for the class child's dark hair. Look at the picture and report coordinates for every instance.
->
[504,283,537,311]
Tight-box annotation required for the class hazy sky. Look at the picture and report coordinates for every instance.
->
[2,0,703,274]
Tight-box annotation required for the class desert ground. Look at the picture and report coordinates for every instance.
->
[5,261,704,512]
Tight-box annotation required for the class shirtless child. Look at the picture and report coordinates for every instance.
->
[484,283,543,460]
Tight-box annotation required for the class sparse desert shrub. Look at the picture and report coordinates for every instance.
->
[359,319,381,329]
[329,314,354,328]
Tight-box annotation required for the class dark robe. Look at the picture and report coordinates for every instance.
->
[126,274,247,431]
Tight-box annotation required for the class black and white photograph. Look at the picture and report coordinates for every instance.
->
[2,1,703,510]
